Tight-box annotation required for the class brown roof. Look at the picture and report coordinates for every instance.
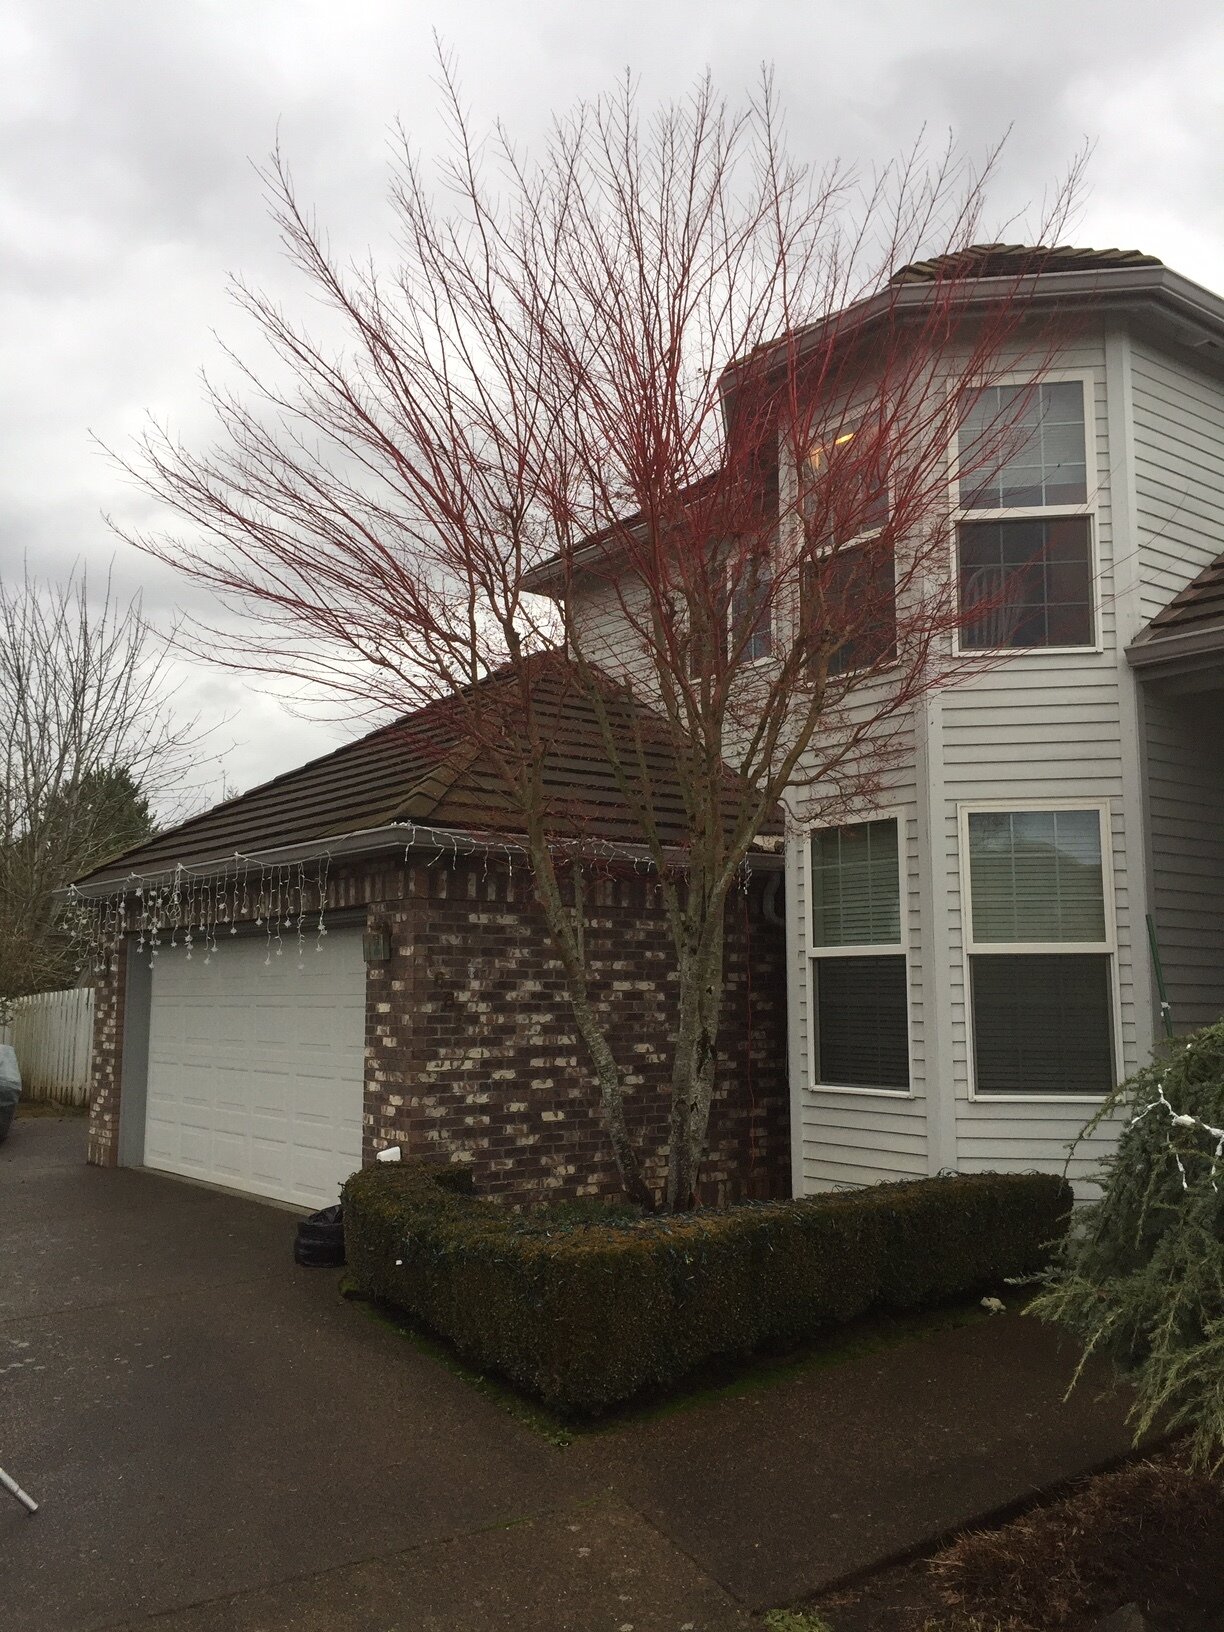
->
[889,243,1163,285]
[1129,550,1224,666]
[76,658,780,889]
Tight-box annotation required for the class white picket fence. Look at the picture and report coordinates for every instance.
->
[0,987,95,1105]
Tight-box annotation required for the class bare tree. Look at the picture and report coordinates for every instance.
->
[118,66,1083,1209]
[0,569,201,998]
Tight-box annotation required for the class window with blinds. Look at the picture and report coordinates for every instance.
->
[810,817,909,1092]
[963,805,1115,1097]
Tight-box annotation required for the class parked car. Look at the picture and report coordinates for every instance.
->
[0,1044,21,1142]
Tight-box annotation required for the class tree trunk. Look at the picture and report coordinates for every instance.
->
[527,846,657,1211]
[664,895,728,1210]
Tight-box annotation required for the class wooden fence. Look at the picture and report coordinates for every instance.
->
[0,988,94,1105]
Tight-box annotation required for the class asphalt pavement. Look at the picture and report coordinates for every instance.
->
[2,1113,1139,1631]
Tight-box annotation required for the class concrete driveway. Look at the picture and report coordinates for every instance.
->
[2,1115,1139,1632]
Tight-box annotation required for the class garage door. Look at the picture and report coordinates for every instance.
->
[143,928,366,1208]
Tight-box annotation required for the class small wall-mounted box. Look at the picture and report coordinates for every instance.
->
[362,929,391,964]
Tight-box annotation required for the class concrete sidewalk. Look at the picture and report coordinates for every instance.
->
[2,1115,1135,1630]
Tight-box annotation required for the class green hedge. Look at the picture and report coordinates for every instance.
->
[342,1165,1072,1414]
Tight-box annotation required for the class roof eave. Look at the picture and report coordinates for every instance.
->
[731,264,1224,382]
[63,820,785,900]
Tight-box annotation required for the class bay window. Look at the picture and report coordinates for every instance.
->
[962,805,1116,1096]
[809,817,909,1092]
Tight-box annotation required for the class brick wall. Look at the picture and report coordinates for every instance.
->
[88,849,791,1206]
[86,949,125,1167]
[364,856,790,1205]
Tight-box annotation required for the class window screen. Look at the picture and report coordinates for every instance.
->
[958,517,1094,649]
[958,381,1087,510]
[730,560,773,661]
[801,542,898,676]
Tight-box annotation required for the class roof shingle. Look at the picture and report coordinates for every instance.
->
[889,243,1162,285]
[76,658,779,889]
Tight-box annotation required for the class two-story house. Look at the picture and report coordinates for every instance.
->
[530,244,1224,1195]
[74,244,1224,1209]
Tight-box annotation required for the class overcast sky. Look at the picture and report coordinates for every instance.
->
[2,0,1222,806]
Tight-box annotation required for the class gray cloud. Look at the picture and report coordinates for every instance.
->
[2,0,1220,803]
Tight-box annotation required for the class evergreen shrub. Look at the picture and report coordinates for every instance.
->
[343,1163,1071,1414]
[1031,1019,1224,1467]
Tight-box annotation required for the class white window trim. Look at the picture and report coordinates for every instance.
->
[804,807,915,1099]
[957,797,1121,1103]
[948,369,1104,659]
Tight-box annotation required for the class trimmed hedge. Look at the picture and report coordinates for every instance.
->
[342,1165,1071,1414]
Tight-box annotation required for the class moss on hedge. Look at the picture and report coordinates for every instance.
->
[342,1164,1071,1414]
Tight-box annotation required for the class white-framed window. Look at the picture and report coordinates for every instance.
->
[799,428,896,676]
[959,801,1118,1099]
[729,550,774,663]
[953,377,1098,653]
[808,814,911,1094]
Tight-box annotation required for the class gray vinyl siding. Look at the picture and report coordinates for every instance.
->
[1143,692,1224,1033]
[1131,339,1224,624]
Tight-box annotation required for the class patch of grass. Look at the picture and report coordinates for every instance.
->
[763,1610,835,1631]
[15,1099,89,1117]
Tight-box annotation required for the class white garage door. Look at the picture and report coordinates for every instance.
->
[143,928,367,1208]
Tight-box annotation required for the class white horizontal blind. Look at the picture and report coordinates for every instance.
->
[967,809,1106,943]
[810,818,900,946]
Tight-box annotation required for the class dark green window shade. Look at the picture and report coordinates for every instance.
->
[815,956,910,1090]
[811,818,900,946]
[967,809,1106,943]
[971,954,1114,1094]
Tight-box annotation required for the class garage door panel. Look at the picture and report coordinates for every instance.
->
[143,928,366,1208]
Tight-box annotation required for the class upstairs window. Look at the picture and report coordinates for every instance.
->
[955,381,1095,651]
[800,428,895,676]
[802,429,889,549]
[958,382,1087,509]
[729,553,773,663]
[800,542,897,676]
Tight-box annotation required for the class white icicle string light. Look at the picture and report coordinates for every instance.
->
[1129,1057,1224,1192]
[67,818,708,985]
[65,852,337,980]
